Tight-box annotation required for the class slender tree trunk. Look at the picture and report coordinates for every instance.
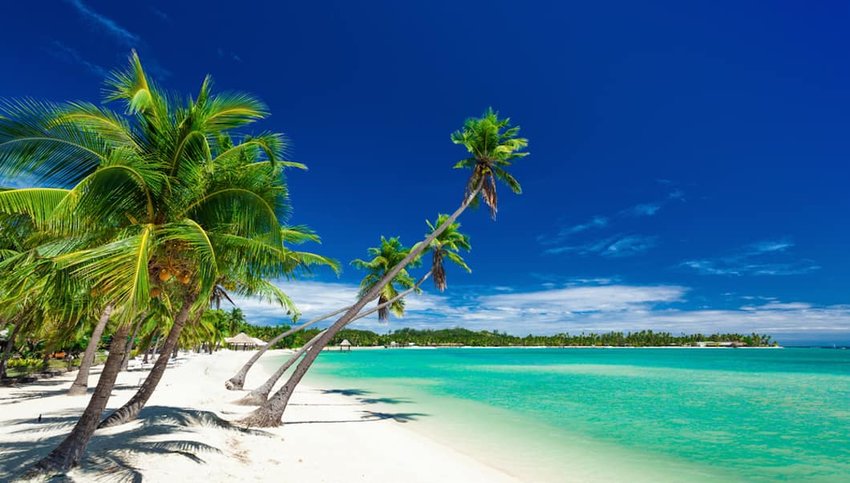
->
[235,330,325,405]
[225,306,350,390]
[28,322,130,475]
[40,340,54,373]
[239,186,480,427]
[68,305,113,396]
[98,292,197,428]
[236,271,432,407]
[142,337,153,364]
[120,315,145,372]
[0,320,22,380]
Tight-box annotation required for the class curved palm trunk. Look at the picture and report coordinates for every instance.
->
[237,271,432,406]
[28,322,130,474]
[225,305,350,390]
[97,292,197,429]
[239,186,480,427]
[236,330,325,405]
[68,305,113,396]
[0,320,22,380]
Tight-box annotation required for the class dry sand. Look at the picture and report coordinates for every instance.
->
[0,350,521,482]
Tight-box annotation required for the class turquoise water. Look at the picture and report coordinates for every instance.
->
[295,348,850,482]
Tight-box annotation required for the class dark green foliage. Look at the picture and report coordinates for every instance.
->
[320,327,776,347]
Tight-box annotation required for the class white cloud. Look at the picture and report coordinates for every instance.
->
[682,239,820,276]
[232,279,850,343]
[545,234,657,257]
[65,0,140,47]
[479,284,685,312]
[541,190,682,256]
[46,40,108,77]
[623,203,661,217]
[538,216,608,245]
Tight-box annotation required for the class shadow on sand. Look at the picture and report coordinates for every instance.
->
[0,405,272,482]
[285,410,428,426]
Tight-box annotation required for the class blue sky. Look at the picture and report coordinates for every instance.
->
[2,1,849,344]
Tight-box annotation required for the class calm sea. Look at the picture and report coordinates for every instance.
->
[290,348,850,482]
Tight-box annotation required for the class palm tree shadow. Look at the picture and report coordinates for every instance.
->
[0,405,273,481]
[285,410,428,425]
[357,396,413,405]
[361,411,427,423]
[320,388,372,396]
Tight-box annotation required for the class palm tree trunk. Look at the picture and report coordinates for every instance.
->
[120,315,145,372]
[236,272,432,406]
[142,335,155,364]
[98,292,198,429]
[28,322,130,474]
[68,305,113,396]
[239,186,480,427]
[0,320,22,380]
[224,305,350,390]
[236,330,325,405]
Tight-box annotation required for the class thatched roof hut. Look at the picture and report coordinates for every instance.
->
[225,332,266,351]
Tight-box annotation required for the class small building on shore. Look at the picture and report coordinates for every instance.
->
[340,339,352,352]
[225,333,267,351]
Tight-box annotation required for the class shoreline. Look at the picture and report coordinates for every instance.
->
[328,344,784,350]
[0,349,521,482]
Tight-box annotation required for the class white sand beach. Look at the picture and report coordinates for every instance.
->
[0,350,521,482]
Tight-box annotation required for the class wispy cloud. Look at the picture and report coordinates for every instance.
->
[621,189,684,218]
[64,0,140,47]
[150,7,170,22]
[545,234,657,258]
[682,239,820,276]
[45,40,108,77]
[540,189,682,257]
[232,279,850,343]
[217,48,243,63]
[622,203,660,217]
[538,216,608,245]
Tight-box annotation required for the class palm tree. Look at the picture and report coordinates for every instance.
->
[0,52,314,474]
[236,108,521,429]
[233,215,471,405]
[422,214,471,291]
[451,107,528,219]
[351,236,419,321]
[227,308,247,336]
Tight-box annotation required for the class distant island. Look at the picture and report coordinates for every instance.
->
[236,324,778,348]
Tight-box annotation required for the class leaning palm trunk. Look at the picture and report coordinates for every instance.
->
[237,271,432,406]
[225,305,350,390]
[68,305,113,396]
[28,322,131,474]
[0,319,22,380]
[97,292,197,429]
[236,330,326,405]
[239,186,481,427]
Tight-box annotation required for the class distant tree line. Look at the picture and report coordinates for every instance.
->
[302,327,777,347]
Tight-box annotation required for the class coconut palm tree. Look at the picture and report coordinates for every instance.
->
[0,52,318,474]
[422,214,471,291]
[231,218,469,400]
[451,107,528,219]
[351,236,419,321]
[236,108,513,427]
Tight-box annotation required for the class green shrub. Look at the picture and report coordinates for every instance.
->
[7,358,41,368]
